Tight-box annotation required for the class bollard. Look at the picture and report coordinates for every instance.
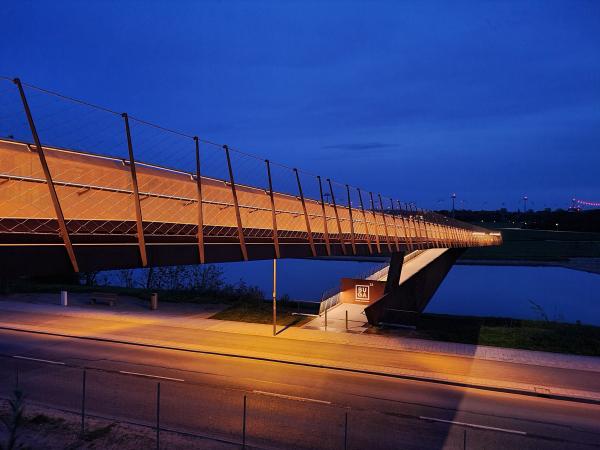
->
[150,293,158,311]
[61,290,68,307]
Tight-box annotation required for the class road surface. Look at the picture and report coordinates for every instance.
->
[1,328,599,449]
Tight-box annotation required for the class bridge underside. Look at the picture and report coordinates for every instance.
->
[1,226,419,277]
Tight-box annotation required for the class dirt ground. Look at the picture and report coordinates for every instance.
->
[0,399,237,450]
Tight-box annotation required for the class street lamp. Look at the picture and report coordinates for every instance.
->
[523,195,528,212]
[451,193,456,217]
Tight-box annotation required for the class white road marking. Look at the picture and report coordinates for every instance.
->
[419,416,527,435]
[118,370,184,382]
[252,390,331,405]
[13,355,65,365]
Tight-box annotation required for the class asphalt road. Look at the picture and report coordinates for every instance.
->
[1,329,599,449]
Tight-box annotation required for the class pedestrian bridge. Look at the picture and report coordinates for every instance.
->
[0,78,501,276]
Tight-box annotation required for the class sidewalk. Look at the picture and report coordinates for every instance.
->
[2,293,599,373]
[1,293,600,404]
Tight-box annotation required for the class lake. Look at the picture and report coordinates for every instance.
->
[427,265,600,326]
[218,260,600,326]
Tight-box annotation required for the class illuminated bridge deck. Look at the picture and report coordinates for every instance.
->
[0,138,500,275]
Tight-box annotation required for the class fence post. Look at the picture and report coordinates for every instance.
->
[156,382,161,450]
[224,145,248,261]
[13,78,79,273]
[122,112,148,267]
[265,160,280,259]
[242,394,247,449]
[81,369,86,435]
[344,410,348,450]
[194,137,205,264]
[327,179,347,255]
[345,310,348,331]
[345,185,357,255]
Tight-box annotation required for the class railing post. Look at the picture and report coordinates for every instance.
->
[265,160,280,259]
[369,192,382,253]
[14,78,79,273]
[194,137,205,263]
[327,179,347,255]
[357,188,373,254]
[407,203,423,250]
[224,145,248,261]
[378,193,392,253]
[420,208,430,248]
[122,112,148,267]
[294,169,316,257]
[346,185,357,255]
[397,200,413,252]
[388,197,400,252]
[317,176,331,256]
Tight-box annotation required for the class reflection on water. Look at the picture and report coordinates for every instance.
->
[427,265,600,326]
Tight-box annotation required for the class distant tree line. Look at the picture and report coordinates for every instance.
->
[437,208,600,232]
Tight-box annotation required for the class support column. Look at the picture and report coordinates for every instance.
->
[14,78,79,273]
[193,137,205,264]
[294,169,316,257]
[122,112,148,267]
[265,160,280,259]
[378,194,393,253]
[358,188,373,254]
[327,179,347,255]
[396,200,413,252]
[318,176,331,256]
[224,145,248,261]
[388,198,400,252]
[346,185,357,255]
[369,192,382,253]
[384,251,405,294]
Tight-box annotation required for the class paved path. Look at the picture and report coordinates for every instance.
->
[1,294,600,406]
[1,294,599,375]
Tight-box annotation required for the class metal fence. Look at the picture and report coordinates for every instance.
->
[0,355,587,450]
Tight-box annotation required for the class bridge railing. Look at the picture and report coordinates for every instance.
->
[0,76,501,271]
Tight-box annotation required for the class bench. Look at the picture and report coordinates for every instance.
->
[90,292,118,307]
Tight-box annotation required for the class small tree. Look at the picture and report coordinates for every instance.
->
[0,388,25,450]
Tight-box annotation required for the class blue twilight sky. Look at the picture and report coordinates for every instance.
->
[1,0,599,211]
